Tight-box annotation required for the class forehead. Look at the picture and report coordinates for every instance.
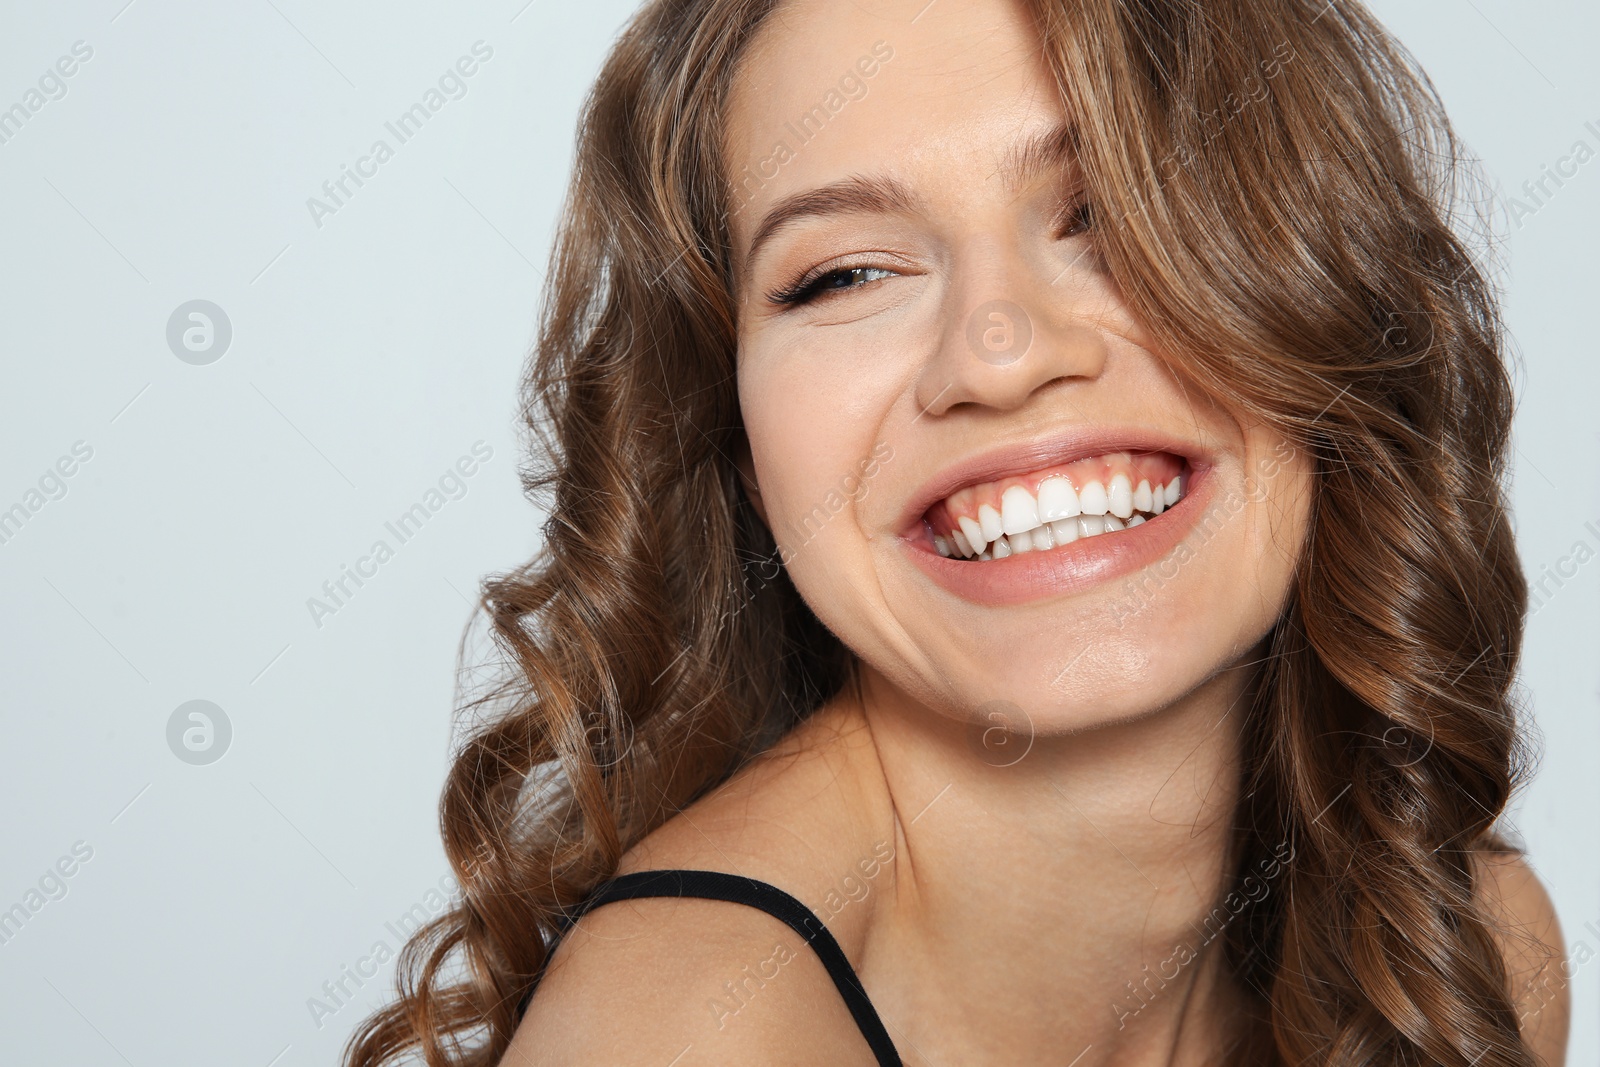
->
[723,0,1066,243]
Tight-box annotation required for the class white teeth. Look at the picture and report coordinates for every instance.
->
[978,504,1003,544]
[1107,473,1134,519]
[1036,476,1081,521]
[958,516,985,555]
[1133,479,1153,513]
[1078,480,1109,516]
[939,466,1187,561]
[1000,485,1040,535]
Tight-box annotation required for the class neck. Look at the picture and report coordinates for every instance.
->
[838,663,1262,1065]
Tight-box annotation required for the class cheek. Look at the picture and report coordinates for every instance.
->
[1244,444,1315,608]
[1174,449,1310,606]
[1142,449,1310,667]
[737,346,886,558]
[1022,483,1304,724]
[1047,450,1312,712]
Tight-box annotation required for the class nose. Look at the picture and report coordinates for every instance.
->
[913,247,1111,419]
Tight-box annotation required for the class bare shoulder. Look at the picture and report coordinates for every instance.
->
[502,890,874,1066]
[499,701,899,1067]
[1473,848,1569,1066]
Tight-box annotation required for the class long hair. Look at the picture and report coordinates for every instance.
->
[343,1,1537,1064]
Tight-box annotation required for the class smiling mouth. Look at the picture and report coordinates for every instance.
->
[920,450,1191,560]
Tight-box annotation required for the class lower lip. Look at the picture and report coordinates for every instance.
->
[899,465,1214,605]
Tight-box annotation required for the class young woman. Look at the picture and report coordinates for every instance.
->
[346,0,1570,1063]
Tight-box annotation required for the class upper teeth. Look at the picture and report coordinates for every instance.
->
[934,475,1183,560]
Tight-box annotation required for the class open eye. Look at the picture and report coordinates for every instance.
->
[766,265,898,307]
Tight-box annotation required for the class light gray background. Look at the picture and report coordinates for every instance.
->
[0,1,1593,1064]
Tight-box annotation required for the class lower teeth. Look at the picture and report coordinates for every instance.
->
[940,509,1160,560]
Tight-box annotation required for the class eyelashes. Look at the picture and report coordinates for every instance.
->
[1053,195,1093,240]
[766,265,896,307]
[763,194,1095,309]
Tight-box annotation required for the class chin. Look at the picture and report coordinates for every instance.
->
[827,529,1295,741]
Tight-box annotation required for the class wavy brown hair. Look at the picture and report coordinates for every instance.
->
[344,0,1538,1064]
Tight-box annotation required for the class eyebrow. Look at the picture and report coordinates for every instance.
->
[997,119,1079,189]
[741,174,920,272]
[736,120,1079,272]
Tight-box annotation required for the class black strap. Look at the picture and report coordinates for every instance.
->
[529,868,902,1066]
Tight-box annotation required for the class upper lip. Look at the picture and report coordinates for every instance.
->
[895,425,1215,536]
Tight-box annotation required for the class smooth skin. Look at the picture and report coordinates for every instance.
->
[506,0,1569,1063]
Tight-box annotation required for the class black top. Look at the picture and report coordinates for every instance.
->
[518,868,902,1066]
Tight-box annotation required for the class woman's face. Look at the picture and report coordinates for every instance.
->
[727,0,1313,732]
